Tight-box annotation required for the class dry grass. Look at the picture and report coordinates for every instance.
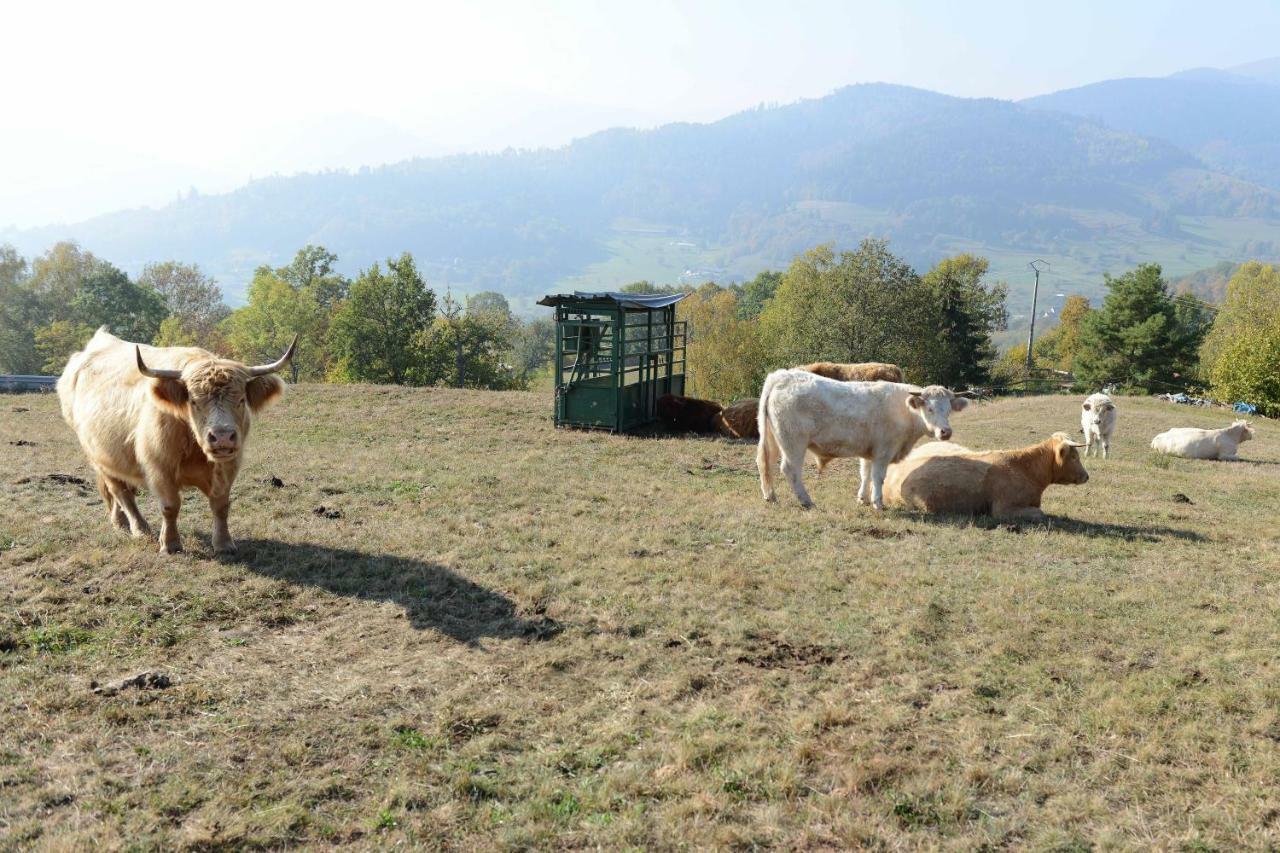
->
[2,386,1279,850]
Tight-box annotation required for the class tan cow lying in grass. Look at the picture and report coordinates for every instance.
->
[57,328,295,554]
[883,433,1089,520]
[713,398,759,439]
[1151,421,1254,460]
[800,361,904,382]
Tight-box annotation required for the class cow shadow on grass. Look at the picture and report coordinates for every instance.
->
[223,538,562,644]
[900,512,1207,543]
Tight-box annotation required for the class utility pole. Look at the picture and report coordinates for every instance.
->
[1025,259,1049,373]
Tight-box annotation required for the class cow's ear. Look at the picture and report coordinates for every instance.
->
[150,378,189,414]
[246,374,285,412]
[1054,440,1075,466]
[906,394,924,410]
[950,396,968,412]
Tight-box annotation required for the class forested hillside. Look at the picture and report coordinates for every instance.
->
[1024,72,1280,191]
[6,83,1278,311]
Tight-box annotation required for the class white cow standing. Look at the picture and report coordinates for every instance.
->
[756,369,967,510]
[1151,421,1255,460]
[1080,393,1118,458]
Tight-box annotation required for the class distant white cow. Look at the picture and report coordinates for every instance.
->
[1151,420,1255,460]
[756,370,967,510]
[1080,393,1117,458]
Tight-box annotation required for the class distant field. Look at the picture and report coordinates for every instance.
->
[3,388,1280,848]
[547,208,1279,340]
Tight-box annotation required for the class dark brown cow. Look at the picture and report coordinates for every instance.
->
[656,393,723,433]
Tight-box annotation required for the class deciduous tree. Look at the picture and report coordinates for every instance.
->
[328,253,436,385]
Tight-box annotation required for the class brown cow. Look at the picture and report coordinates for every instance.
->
[57,328,295,554]
[800,361,904,383]
[713,398,759,439]
[882,432,1089,520]
[656,393,723,433]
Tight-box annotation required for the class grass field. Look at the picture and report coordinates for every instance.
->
[3,388,1279,849]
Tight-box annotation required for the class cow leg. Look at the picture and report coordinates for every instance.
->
[856,458,872,505]
[151,480,183,554]
[208,491,235,553]
[97,473,126,531]
[995,504,1047,521]
[104,476,151,538]
[207,463,239,553]
[757,427,779,502]
[777,435,813,508]
[1101,438,1109,460]
[867,455,892,511]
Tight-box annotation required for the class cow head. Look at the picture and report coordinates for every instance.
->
[1081,396,1115,429]
[1049,433,1090,484]
[136,337,296,463]
[905,386,968,441]
[1231,420,1255,443]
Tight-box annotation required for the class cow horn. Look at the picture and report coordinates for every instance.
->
[136,346,183,380]
[247,335,298,377]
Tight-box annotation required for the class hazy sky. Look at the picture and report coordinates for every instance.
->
[3,0,1278,229]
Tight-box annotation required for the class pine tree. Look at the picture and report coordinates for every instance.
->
[1074,263,1208,391]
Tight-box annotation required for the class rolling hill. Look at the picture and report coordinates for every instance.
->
[6,80,1280,327]
[1023,68,1280,192]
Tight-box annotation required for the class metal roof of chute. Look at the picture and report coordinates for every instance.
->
[537,291,688,310]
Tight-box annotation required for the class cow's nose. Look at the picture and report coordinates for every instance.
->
[939,428,952,440]
[207,429,237,447]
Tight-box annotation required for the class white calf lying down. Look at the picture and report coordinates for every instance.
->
[883,433,1089,520]
[1151,421,1254,460]
[756,370,966,510]
[1080,393,1117,458]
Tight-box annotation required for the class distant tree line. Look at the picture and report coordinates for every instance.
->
[0,242,553,390]
[3,237,1276,415]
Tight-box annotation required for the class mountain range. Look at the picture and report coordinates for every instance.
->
[5,60,1280,326]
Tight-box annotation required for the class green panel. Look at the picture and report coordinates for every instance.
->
[562,382,618,429]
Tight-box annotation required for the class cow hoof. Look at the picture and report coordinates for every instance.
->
[159,541,182,555]
[214,539,237,554]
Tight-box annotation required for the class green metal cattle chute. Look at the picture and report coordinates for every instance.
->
[538,291,688,432]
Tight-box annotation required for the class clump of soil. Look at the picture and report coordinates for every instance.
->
[91,671,173,696]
